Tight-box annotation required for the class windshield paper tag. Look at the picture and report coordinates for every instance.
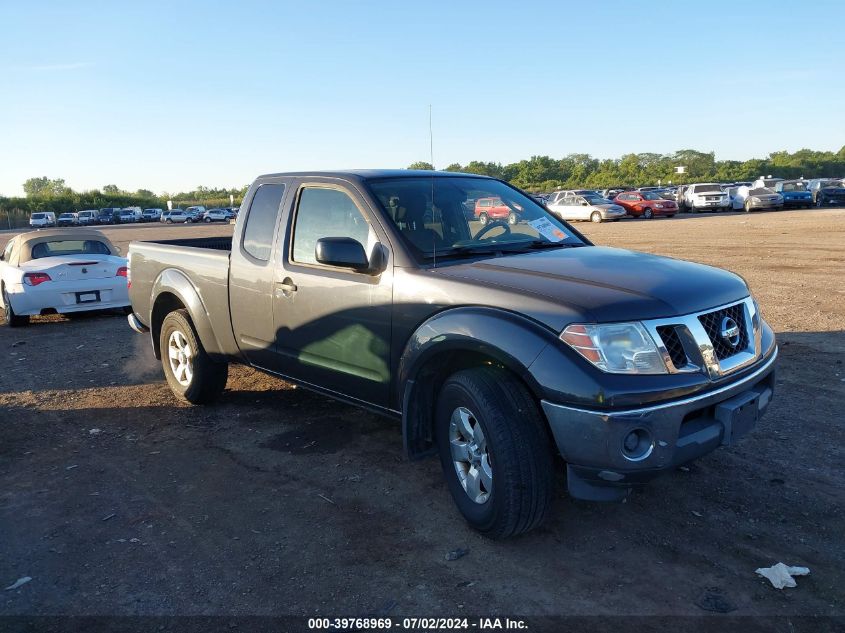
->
[528,217,566,242]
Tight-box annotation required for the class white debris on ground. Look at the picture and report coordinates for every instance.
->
[755,563,811,589]
[4,576,32,591]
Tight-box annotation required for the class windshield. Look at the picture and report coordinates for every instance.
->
[32,213,45,219]
[821,180,842,188]
[31,240,111,259]
[367,177,585,260]
[749,188,771,195]
[642,192,662,200]
[694,185,722,193]
[583,195,611,204]
[781,182,807,192]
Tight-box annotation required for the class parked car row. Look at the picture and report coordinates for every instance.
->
[159,207,238,224]
[28,206,240,228]
[534,176,845,220]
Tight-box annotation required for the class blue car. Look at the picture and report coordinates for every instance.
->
[773,180,812,208]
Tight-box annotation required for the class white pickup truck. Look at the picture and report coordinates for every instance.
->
[684,183,731,212]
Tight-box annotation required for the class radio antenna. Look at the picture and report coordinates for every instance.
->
[429,104,437,268]
[428,104,434,169]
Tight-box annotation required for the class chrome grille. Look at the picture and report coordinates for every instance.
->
[656,325,687,369]
[698,303,749,360]
[642,297,762,379]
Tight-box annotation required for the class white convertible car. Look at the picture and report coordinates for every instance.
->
[0,229,130,326]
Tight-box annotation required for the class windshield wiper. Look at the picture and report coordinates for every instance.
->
[421,245,504,259]
[498,240,584,251]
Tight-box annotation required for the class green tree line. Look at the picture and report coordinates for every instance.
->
[0,182,250,229]
[3,147,843,228]
[413,146,845,191]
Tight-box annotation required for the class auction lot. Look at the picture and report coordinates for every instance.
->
[1,211,843,622]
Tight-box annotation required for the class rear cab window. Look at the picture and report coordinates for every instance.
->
[242,183,286,261]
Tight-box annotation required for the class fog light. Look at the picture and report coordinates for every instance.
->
[621,428,654,461]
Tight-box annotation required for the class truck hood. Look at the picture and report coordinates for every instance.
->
[432,246,749,325]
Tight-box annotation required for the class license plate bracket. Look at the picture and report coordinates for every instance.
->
[715,390,761,445]
[76,291,100,304]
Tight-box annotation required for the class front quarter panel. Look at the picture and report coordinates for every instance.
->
[397,306,561,407]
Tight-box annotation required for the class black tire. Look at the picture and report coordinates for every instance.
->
[590,211,602,223]
[159,309,228,404]
[2,286,29,327]
[204,217,212,223]
[507,212,518,225]
[478,212,489,226]
[816,197,823,208]
[435,366,554,539]
[166,219,173,224]
[643,208,654,219]
[744,200,753,213]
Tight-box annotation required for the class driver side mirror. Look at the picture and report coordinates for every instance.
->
[315,237,372,272]
[581,201,589,206]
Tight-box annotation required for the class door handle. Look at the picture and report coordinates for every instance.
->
[275,277,298,298]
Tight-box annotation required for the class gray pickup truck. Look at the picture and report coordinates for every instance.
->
[127,170,778,538]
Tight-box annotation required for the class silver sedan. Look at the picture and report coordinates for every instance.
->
[546,194,627,223]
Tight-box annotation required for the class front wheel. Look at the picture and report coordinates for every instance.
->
[436,367,554,539]
[816,197,824,208]
[204,217,211,223]
[478,212,489,226]
[744,200,753,213]
[507,212,518,225]
[160,309,228,404]
[590,211,602,223]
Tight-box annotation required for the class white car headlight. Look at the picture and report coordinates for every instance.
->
[560,322,668,374]
[655,204,664,208]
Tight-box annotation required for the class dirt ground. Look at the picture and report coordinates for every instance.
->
[0,211,843,626]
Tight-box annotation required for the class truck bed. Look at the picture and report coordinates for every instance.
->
[137,236,233,251]
[127,236,237,357]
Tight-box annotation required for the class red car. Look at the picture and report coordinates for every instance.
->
[474,197,520,225]
[613,191,678,219]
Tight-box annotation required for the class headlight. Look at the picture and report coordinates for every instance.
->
[751,196,761,202]
[560,322,667,374]
[654,204,663,208]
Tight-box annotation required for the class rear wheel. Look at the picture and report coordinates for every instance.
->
[744,200,753,213]
[1,287,28,327]
[590,211,602,223]
[816,197,824,208]
[160,309,228,404]
[436,366,554,539]
[478,212,489,226]
[643,208,654,219]
[507,211,518,225]
[204,217,212,223]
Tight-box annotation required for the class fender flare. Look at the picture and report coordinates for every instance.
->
[149,268,226,359]
[396,306,559,459]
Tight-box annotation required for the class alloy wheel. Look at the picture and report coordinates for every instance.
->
[449,407,492,504]
[168,330,194,387]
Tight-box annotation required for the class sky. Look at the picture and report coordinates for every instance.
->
[1,0,843,196]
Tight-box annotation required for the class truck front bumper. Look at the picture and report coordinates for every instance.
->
[541,347,778,501]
